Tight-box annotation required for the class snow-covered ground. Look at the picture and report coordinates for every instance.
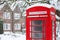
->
[56,30,60,40]
[0,32,26,40]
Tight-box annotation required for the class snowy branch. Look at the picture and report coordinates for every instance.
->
[0,1,6,5]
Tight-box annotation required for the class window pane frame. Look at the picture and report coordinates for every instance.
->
[30,20,46,39]
[3,23,11,30]
[3,12,11,19]
[14,23,21,30]
[14,13,20,19]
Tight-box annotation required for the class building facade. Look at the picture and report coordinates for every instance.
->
[1,3,13,32]
[12,4,22,32]
[0,2,26,33]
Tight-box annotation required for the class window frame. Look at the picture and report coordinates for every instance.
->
[30,20,46,39]
[14,23,21,30]
[3,12,11,19]
[14,13,20,20]
[3,23,11,30]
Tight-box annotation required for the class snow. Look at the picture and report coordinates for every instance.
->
[17,1,25,6]
[10,2,18,11]
[56,30,60,40]
[22,11,26,16]
[56,1,60,11]
[0,32,26,40]
[10,1,25,11]
[0,2,6,10]
[56,15,60,20]
[26,3,54,10]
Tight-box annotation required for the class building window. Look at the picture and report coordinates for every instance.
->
[3,12,10,19]
[3,23,11,30]
[30,20,46,39]
[14,23,21,30]
[14,13,20,19]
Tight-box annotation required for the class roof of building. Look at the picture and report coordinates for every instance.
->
[26,3,54,10]
[10,2,18,11]
[56,15,60,20]
[0,2,6,10]
[10,1,25,11]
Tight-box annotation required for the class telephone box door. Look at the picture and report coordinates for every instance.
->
[29,19,47,40]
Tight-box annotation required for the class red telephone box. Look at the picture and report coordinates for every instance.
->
[26,3,56,40]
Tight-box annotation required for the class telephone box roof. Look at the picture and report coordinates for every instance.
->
[26,3,54,10]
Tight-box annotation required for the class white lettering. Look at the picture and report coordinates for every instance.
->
[29,11,47,15]
[27,15,48,18]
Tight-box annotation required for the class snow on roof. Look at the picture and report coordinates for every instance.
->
[56,15,60,20]
[17,1,25,6]
[26,3,54,10]
[0,2,6,10]
[10,2,18,11]
[55,1,60,11]
[22,11,26,16]
[10,1,25,11]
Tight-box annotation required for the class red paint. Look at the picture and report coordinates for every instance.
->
[26,5,56,40]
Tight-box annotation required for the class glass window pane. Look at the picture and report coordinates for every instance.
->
[14,13,20,19]
[32,33,42,38]
[32,20,42,25]
[3,12,10,19]
[32,26,42,32]
[14,23,21,30]
[3,23,11,30]
[31,20,46,39]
